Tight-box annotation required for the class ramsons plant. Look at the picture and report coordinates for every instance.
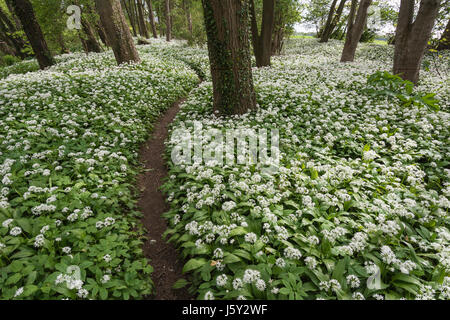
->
[162,39,449,300]
[0,40,199,299]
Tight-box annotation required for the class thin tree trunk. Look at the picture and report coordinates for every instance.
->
[321,0,346,43]
[122,0,138,36]
[341,0,372,62]
[320,0,338,42]
[137,0,149,38]
[95,0,140,65]
[201,0,256,115]
[184,0,193,36]
[437,19,450,50]
[146,0,158,38]
[165,0,171,41]
[250,0,275,67]
[393,0,441,83]
[57,33,69,54]
[7,0,54,69]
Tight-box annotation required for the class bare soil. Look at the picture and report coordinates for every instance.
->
[137,98,192,300]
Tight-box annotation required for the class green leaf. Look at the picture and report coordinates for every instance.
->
[172,279,189,289]
[182,258,207,273]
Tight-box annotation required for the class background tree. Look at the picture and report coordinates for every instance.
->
[271,0,301,55]
[201,0,256,115]
[320,0,346,43]
[437,18,450,50]
[340,0,372,62]
[393,0,441,84]
[164,0,172,41]
[250,0,275,67]
[6,0,54,69]
[146,0,158,38]
[95,0,140,64]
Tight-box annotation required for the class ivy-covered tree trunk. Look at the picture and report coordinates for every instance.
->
[202,0,257,115]
[165,0,172,41]
[320,0,346,43]
[437,19,450,51]
[95,0,140,65]
[7,0,54,69]
[121,0,138,36]
[146,0,158,38]
[137,0,149,38]
[0,6,28,58]
[394,0,441,84]
[340,0,372,62]
[250,0,275,67]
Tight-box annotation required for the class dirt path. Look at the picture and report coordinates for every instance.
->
[137,97,191,300]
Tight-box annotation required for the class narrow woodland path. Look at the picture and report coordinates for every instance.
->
[137,96,191,300]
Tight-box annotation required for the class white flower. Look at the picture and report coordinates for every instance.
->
[103,254,112,262]
[216,274,228,287]
[204,291,214,300]
[284,247,302,260]
[62,247,71,254]
[14,287,24,298]
[10,227,22,236]
[244,232,257,244]
[2,218,13,228]
[346,275,360,288]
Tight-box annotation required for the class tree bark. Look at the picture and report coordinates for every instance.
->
[146,0,158,38]
[202,0,257,115]
[137,0,149,38]
[81,18,103,53]
[393,0,441,84]
[183,0,193,36]
[122,0,138,36]
[340,0,372,62]
[0,6,28,58]
[250,0,275,67]
[7,0,54,69]
[321,0,346,43]
[165,0,171,41]
[95,0,140,65]
[319,0,338,42]
[437,19,450,50]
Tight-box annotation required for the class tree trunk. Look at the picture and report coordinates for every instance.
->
[97,23,110,46]
[0,6,28,58]
[146,0,158,38]
[0,40,17,56]
[437,19,450,51]
[137,0,149,38]
[319,0,338,43]
[184,0,193,36]
[321,0,346,43]
[57,33,69,54]
[81,18,103,53]
[7,0,54,69]
[95,0,140,65]
[122,0,138,36]
[393,0,441,84]
[165,0,171,41]
[250,0,275,67]
[340,0,372,62]
[201,0,257,115]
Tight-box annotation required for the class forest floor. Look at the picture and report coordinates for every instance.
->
[137,96,192,300]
